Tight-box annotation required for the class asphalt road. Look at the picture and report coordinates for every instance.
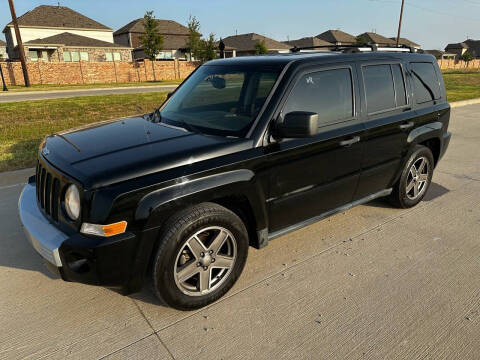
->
[1,104,479,359]
[0,85,178,103]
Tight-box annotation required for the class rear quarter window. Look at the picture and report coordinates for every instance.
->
[410,62,442,104]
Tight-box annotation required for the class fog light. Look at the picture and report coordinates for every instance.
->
[81,221,127,237]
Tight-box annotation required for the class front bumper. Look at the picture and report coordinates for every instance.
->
[18,182,156,293]
[18,183,66,267]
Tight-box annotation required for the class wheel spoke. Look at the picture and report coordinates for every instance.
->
[406,180,415,193]
[187,236,207,258]
[213,255,234,269]
[418,158,427,174]
[199,268,211,292]
[209,230,228,254]
[413,181,420,197]
[418,173,428,182]
[177,262,200,282]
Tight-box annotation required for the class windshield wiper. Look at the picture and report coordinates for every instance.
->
[175,120,203,134]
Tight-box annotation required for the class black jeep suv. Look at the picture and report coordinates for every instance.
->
[19,49,451,310]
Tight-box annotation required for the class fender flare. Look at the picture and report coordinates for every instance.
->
[135,169,268,233]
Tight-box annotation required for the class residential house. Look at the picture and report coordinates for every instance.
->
[445,39,480,58]
[0,39,7,59]
[357,32,397,46]
[2,5,131,62]
[221,33,290,56]
[283,36,332,50]
[390,37,421,49]
[444,42,469,58]
[114,19,191,60]
[316,30,356,46]
[424,50,456,60]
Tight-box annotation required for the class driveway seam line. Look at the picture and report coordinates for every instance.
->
[131,299,176,360]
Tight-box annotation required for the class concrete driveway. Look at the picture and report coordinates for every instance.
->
[1,104,479,359]
[0,85,178,103]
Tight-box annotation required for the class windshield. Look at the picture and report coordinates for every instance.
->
[160,65,280,137]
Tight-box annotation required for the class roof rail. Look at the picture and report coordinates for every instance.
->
[290,44,421,54]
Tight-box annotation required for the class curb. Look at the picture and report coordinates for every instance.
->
[450,98,480,108]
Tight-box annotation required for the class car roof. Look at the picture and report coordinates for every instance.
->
[206,51,437,69]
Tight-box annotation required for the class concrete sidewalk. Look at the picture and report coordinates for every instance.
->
[0,105,479,359]
[0,85,178,103]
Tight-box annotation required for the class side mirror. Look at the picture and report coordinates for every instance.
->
[275,111,318,138]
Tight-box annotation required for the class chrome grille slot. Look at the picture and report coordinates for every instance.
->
[52,178,60,221]
[45,173,52,215]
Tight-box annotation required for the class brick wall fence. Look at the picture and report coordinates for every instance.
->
[437,59,480,69]
[0,59,199,86]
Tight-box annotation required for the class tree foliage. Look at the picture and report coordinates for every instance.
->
[187,15,202,60]
[461,50,475,63]
[140,11,164,61]
[354,35,369,46]
[199,33,218,61]
[255,40,268,55]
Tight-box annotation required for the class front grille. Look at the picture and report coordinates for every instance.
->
[36,161,63,222]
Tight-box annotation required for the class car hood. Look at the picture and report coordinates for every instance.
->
[41,116,251,189]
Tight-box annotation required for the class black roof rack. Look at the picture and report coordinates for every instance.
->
[290,44,421,54]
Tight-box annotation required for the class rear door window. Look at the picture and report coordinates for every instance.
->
[410,62,441,103]
[392,64,407,106]
[283,68,354,126]
[363,64,396,114]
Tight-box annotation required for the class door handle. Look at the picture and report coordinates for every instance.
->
[399,121,414,130]
[339,136,360,147]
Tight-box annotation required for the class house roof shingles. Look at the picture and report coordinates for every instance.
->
[445,42,468,51]
[5,5,111,31]
[114,19,189,35]
[283,37,332,49]
[25,32,129,48]
[389,37,420,47]
[222,33,290,52]
[316,30,356,44]
[359,32,396,46]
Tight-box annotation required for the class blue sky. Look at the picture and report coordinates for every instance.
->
[1,0,480,50]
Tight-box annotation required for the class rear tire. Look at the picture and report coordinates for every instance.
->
[389,145,434,208]
[151,203,248,310]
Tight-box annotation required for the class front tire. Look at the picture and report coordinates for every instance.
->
[389,145,434,208]
[151,203,248,310]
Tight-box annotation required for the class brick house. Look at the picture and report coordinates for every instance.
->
[316,30,356,46]
[2,5,131,62]
[221,33,290,56]
[114,19,191,60]
[0,39,7,59]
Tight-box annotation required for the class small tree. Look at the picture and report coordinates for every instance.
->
[354,35,369,46]
[140,11,164,81]
[255,40,268,55]
[461,50,475,64]
[200,33,218,61]
[187,15,202,60]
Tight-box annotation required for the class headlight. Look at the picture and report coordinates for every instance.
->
[65,184,80,220]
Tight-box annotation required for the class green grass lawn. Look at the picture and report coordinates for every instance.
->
[443,71,480,102]
[0,71,479,173]
[0,92,167,172]
[3,80,182,93]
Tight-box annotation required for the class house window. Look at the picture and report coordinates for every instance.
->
[113,52,121,61]
[80,52,89,61]
[71,52,80,62]
[105,52,113,61]
[63,51,71,62]
[29,50,39,62]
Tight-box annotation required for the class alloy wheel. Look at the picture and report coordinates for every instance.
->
[173,226,237,296]
[406,156,429,200]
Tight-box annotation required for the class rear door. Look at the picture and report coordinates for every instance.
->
[265,63,365,233]
[353,60,414,200]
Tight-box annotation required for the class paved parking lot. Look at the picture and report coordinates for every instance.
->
[1,104,479,360]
